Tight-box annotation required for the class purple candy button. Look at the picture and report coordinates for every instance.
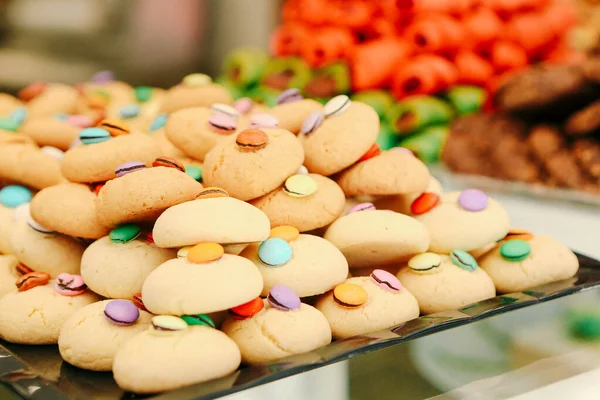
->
[347,202,376,215]
[268,284,301,311]
[300,111,325,135]
[233,97,253,115]
[370,269,401,293]
[115,161,146,178]
[277,88,303,105]
[104,300,140,326]
[250,113,279,129]
[458,189,488,212]
[208,113,237,133]
[91,70,115,84]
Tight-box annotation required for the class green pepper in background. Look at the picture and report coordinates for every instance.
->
[445,85,487,116]
[214,76,246,100]
[261,57,312,92]
[388,95,454,136]
[399,125,449,164]
[352,90,395,123]
[304,63,351,102]
[245,86,281,108]
[376,122,398,151]
[222,48,269,89]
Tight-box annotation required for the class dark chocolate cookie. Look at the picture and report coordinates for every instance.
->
[565,100,600,136]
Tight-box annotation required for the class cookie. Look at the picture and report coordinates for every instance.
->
[583,56,600,84]
[479,235,579,293]
[19,116,83,151]
[152,196,270,248]
[164,107,239,161]
[373,176,443,215]
[240,231,348,297]
[415,190,510,253]
[96,164,202,226]
[203,128,304,201]
[0,255,18,298]
[222,294,331,365]
[298,98,379,176]
[0,205,12,254]
[30,183,111,239]
[58,300,153,371]
[0,280,100,344]
[81,235,176,299]
[336,149,430,196]
[267,97,324,134]
[0,129,37,147]
[397,251,496,314]
[60,132,160,183]
[10,218,85,277]
[0,144,64,189]
[315,275,420,340]
[250,173,345,232]
[113,324,240,394]
[324,207,430,268]
[564,100,600,136]
[22,83,79,118]
[160,74,233,114]
[0,93,23,115]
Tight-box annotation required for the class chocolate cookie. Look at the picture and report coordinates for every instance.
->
[573,138,600,179]
[583,56,600,84]
[564,100,600,136]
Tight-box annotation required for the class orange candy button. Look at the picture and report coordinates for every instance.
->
[187,243,224,264]
[333,283,368,309]
[18,82,47,102]
[269,226,300,242]
[236,129,268,152]
[230,297,264,320]
[98,119,130,137]
[411,192,440,215]
[358,143,382,162]
[502,228,533,242]
[195,187,229,200]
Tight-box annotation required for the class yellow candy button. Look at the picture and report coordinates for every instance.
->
[333,283,368,309]
[177,246,193,258]
[151,315,187,333]
[182,73,212,88]
[187,243,224,264]
[408,252,442,274]
[269,226,300,242]
[283,175,317,198]
[195,187,229,200]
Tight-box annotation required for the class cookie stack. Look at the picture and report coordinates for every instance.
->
[443,56,600,194]
[0,72,580,395]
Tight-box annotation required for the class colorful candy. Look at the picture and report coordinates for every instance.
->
[358,143,382,162]
[0,185,32,208]
[40,146,65,161]
[149,113,168,131]
[185,165,203,181]
[370,269,402,293]
[119,104,141,119]
[195,187,229,200]
[18,81,47,102]
[408,252,442,273]
[267,284,301,311]
[16,272,50,292]
[229,297,264,320]
[54,273,87,296]
[182,73,212,87]
[151,315,187,332]
[208,113,237,134]
[333,283,368,309]
[79,127,111,145]
[258,238,293,267]
[300,111,325,135]
[249,113,279,129]
[500,240,531,262]
[269,226,300,242]
[27,216,54,234]
[233,98,254,115]
[347,203,376,215]
[132,292,147,312]
[152,156,185,172]
[187,243,224,264]
[236,129,269,151]
[501,229,533,242]
[109,224,141,244]
[458,189,488,212]
[450,250,478,272]
[98,119,130,137]
[324,95,351,117]
[134,86,153,103]
[283,174,317,198]
[181,314,216,328]
[115,161,146,178]
[411,192,439,215]
[277,88,303,105]
[104,300,140,326]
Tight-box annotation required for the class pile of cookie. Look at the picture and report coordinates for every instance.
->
[0,73,580,394]
[443,56,600,194]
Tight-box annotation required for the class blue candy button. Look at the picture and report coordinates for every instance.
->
[9,107,28,125]
[149,113,168,132]
[0,185,32,208]
[258,238,292,267]
[120,104,141,119]
[79,127,111,145]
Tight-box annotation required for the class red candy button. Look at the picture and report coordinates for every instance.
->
[229,297,264,320]
[146,232,154,244]
[358,143,382,162]
[18,82,47,102]
[411,192,439,215]
[93,183,105,195]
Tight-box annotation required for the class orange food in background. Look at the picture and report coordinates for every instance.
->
[454,51,495,84]
[490,40,529,72]
[270,23,310,56]
[300,27,355,68]
[462,8,504,46]
[406,14,466,54]
[351,38,413,90]
[391,55,458,98]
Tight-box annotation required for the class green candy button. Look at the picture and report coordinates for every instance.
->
[0,117,20,132]
[567,311,600,341]
[181,314,215,328]
[109,223,141,244]
[185,165,202,181]
[450,249,478,272]
[500,240,531,262]
[134,86,153,103]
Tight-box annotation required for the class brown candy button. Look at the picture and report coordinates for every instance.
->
[16,272,51,292]
[152,156,185,172]
[236,129,268,152]
[98,119,130,137]
[195,187,229,200]
[18,82,47,102]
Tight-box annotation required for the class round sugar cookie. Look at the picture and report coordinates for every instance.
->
[58,300,153,371]
[0,255,18,298]
[19,117,81,151]
[160,81,233,114]
[25,83,79,118]
[0,129,38,147]
[374,176,443,215]
[0,93,23,115]
[0,144,64,190]
[267,99,324,134]
[0,205,13,254]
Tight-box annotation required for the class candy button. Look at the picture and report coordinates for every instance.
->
[324,95,351,117]
[236,129,268,152]
[104,300,140,326]
[12,203,30,222]
[277,88,303,105]
[450,250,478,272]
[91,70,115,84]
[390,147,414,156]
[0,185,32,208]
[185,165,203,181]
[358,143,382,162]
[411,192,439,215]
[500,240,531,262]
[187,243,224,264]
[300,111,324,135]
[182,73,212,87]
[177,246,192,258]
[79,127,111,145]
[249,113,279,129]
[115,161,146,178]
[120,104,141,119]
[408,252,442,274]
[181,314,215,328]
[149,113,168,132]
[27,216,54,234]
[258,238,292,267]
[54,273,87,296]
[146,232,154,243]
[346,203,376,215]
[16,272,50,292]
[132,292,148,312]
[333,283,368,309]
[18,81,47,102]
[9,107,28,125]
[212,103,240,120]
[15,263,33,276]
[0,118,20,131]
[208,113,237,134]
[268,284,301,311]
[296,165,308,175]
[195,187,228,200]
[501,229,533,242]
[55,113,68,121]
[151,315,187,333]
[67,115,93,129]
[567,312,600,341]
[458,189,488,212]
[69,138,82,148]
[229,297,264,320]
[233,97,253,115]
[370,269,402,293]
[40,146,64,161]
[269,226,300,242]
[98,119,130,136]
[87,91,111,109]
[92,183,104,196]
[109,224,141,244]
[152,156,185,172]
[134,86,153,103]
[283,175,317,198]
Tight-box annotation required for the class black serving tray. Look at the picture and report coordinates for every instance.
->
[1,253,599,400]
